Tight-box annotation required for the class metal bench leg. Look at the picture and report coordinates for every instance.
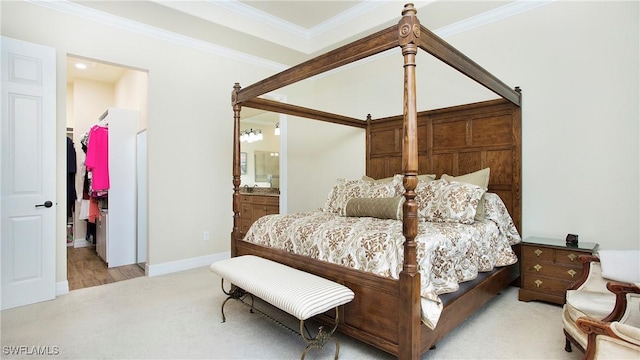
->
[300,308,340,360]
[220,279,254,323]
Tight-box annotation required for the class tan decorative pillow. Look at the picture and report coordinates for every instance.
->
[441,168,490,220]
[441,168,490,189]
[323,178,398,216]
[416,179,485,224]
[345,196,404,220]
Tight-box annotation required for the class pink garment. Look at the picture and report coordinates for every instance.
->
[85,125,109,191]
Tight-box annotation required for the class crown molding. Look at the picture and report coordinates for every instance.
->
[436,0,555,38]
[212,0,392,41]
[309,1,391,38]
[28,0,554,73]
[209,0,310,40]
[27,0,288,71]
[204,0,394,53]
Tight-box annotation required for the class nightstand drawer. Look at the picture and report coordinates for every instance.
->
[555,249,584,266]
[522,274,571,296]
[522,260,582,281]
[522,245,555,262]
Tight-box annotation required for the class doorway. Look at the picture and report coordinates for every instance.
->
[66,55,148,290]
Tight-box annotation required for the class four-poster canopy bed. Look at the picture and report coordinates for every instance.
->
[230,3,522,359]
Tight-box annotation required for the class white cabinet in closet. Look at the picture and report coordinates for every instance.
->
[96,108,140,268]
[96,210,108,263]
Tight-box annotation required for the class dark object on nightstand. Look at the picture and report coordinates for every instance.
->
[566,234,579,246]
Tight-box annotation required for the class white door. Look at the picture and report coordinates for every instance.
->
[136,129,147,265]
[1,37,57,310]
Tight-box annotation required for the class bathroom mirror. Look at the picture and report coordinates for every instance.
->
[254,151,279,187]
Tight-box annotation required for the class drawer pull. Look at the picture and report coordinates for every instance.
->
[567,253,577,262]
[567,269,577,278]
[534,249,543,257]
[534,279,543,288]
[533,264,542,272]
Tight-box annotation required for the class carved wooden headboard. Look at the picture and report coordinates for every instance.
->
[366,99,522,232]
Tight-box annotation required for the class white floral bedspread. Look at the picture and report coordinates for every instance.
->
[242,193,521,328]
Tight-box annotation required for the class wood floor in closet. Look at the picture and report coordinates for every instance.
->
[67,246,145,291]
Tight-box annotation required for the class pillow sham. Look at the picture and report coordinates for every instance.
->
[441,168,490,221]
[345,196,404,220]
[323,177,398,216]
[415,178,485,224]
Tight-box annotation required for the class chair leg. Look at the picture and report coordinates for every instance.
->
[565,337,572,352]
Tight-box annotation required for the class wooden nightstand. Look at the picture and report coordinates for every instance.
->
[518,237,599,305]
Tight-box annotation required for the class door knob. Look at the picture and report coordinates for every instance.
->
[35,201,53,208]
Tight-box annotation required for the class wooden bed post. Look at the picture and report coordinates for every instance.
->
[231,83,242,256]
[398,4,421,360]
[365,114,372,176]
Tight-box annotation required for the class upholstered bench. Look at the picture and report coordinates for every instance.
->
[209,255,354,359]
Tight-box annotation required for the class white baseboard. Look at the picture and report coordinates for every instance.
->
[56,280,69,296]
[146,251,230,277]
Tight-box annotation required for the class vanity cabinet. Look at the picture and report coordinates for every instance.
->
[239,195,279,236]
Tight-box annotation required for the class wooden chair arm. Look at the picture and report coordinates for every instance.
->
[577,317,618,338]
[576,317,619,360]
[567,255,601,291]
[603,281,640,322]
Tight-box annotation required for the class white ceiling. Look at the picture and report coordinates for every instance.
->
[237,1,364,29]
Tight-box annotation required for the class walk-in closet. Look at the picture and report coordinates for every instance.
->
[66,55,148,290]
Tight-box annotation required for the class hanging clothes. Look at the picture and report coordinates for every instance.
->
[85,124,109,193]
[88,197,100,224]
[66,137,77,218]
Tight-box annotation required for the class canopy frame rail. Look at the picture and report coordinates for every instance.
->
[417,26,521,106]
[240,98,367,129]
[234,26,401,104]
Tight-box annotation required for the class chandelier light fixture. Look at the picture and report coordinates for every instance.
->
[240,128,263,143]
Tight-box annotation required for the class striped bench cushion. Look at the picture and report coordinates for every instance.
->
[210,255,354,320]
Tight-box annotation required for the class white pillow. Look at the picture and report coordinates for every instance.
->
[599,250,640,284]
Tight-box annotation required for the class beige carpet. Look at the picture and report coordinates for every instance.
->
[1,266,583,359]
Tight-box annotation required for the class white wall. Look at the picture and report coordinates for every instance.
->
[298,1,639,250]
[1,1,276,281]
[2,0,637,289]
[114,69,148,129]
[287,116,365,213]
[451,1,639,250]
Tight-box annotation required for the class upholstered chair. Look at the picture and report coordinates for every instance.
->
[562,251,640,355]
[576,317,640,359]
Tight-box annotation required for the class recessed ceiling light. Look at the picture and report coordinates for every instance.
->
[75,63,87,70]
